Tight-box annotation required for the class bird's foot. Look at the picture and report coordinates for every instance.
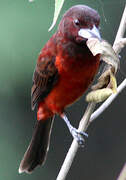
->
[70,127,88,147]
[60,113,88,147]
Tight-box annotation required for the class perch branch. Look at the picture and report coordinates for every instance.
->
[56,5,126,180]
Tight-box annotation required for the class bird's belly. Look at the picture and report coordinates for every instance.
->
[44,58,100,114]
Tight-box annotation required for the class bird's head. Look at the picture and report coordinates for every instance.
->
[58,5,101,45]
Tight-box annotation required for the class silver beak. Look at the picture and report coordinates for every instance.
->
[78,25,101,40]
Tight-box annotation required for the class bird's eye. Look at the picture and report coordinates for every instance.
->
[74,19,80,26]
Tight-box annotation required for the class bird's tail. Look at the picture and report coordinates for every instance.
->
[19,117,54,174]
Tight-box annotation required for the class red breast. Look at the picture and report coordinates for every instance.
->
[44,53,100,114]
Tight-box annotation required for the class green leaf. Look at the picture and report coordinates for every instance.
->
[48,0,65,31]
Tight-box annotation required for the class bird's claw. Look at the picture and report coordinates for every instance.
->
[70,127,88,147]
[61,113,88,147]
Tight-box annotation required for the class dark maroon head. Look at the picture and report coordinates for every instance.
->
[58,5,101,44]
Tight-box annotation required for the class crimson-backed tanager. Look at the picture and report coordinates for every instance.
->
[19,5,101,173]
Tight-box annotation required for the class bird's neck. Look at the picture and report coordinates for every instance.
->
[55,31,93,60]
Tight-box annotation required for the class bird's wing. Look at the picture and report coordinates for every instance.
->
[31,56,59,110]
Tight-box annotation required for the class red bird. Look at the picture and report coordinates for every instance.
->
[19,5,101,173]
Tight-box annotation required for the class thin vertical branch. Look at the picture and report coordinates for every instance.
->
[117,163,126,180]
[114,5,126,45]
[56,5,126,180]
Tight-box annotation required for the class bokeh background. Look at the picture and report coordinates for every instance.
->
[0,0,126,179]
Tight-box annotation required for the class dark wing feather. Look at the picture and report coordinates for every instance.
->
[31,56,58,110]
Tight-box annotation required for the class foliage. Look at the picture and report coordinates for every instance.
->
[49,0,65,31]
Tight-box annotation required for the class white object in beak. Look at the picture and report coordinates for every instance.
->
[78,25,101,40]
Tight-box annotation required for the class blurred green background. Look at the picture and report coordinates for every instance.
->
[0,0,126,179]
